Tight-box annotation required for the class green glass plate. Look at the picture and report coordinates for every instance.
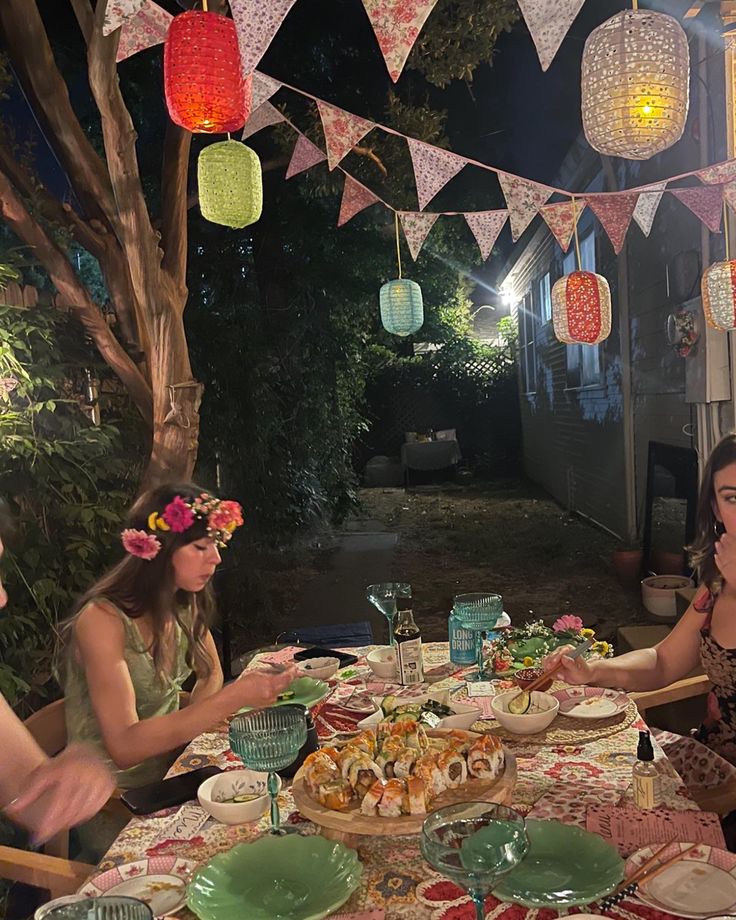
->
[238,677,329,713]
[187,834,362,920]
[493,819,624,908]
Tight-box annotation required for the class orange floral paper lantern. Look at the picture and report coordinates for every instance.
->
[552,271,611,344]
[702,260,736,331]
[164,10,250,134]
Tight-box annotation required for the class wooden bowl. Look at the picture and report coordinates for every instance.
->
[513,667,552,691]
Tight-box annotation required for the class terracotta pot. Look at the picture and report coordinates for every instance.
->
[650,549,684,576]
[513,667,553,691]
[612,548,643,588]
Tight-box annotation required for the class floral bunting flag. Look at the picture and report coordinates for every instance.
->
[104,0,146,36]
[517,0,586,71]
[316,101,375,171]
[497,172,555,241]
[116,0,172,62]
[632,181,667,237]
[285,134,327,179]
[337,175,381,227]
[539,200,584,253]
[230,0,297,75]
[407,139,468,210]
[464,210,508,261]
[697,159,736,185]
[251,73,282,112]
[671,186,724,233]
[399,211,440,260]
[361,0,440,83]
[586,193,639,255]
[241,102,285,140]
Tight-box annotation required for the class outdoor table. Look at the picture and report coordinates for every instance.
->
[400,440,461,486]
[97,642,710,920]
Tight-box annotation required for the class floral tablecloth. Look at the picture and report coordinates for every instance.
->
[98,643,709,920]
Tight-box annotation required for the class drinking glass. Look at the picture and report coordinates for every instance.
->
[229,705,307,834]
[421,802,529,920]
[42,897,153,920]
[366,582,411,646]
[453,593,503,681]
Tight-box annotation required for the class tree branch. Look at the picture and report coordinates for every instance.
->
[160,122,192,296]
[0,168,153,426]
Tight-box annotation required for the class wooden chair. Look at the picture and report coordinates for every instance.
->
[0,847,94,899]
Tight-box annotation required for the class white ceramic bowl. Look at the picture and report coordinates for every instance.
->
[366,646,397,680]
[295,656,340,681]
[197,769,280,825]
[491,690,559,734]
[641,574,694,618]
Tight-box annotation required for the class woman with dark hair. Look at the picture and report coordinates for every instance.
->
[61,484,296,795]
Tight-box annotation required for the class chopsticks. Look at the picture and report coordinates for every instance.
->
[600,842,700,912]
[505,636,595,706]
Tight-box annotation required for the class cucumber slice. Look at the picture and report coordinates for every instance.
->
[508,691,531,715]
[277,689,295,701]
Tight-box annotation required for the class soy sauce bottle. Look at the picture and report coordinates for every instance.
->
[395,595,424,685]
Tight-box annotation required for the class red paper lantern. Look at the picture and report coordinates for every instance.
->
[552,270,611,344]
[164,10,250,134]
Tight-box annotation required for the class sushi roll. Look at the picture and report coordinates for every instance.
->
[377,778,406,818]
[319,745,342,765]
[393,746,418,779]
[390,720,428,753]
[414,753,447,797]
[467,734,505,780]
[302,751,339,794]
[405,774,428,815]
[376,737,404,776]
[348,756,384,798]
[317,779,353,811]
[350,730,377,757]
[338,745,367,779]
[437,749,467,788]
[360,778,387,816]
[445,729,473,755]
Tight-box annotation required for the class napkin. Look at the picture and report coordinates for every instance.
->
[586,803,726,856]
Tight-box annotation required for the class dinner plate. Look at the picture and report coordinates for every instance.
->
[238,676,329,712]
[625,843,736,919]
[493,819,623,908]
[187,834,362,920]
[80,856,195,918]
[551,686,629,720]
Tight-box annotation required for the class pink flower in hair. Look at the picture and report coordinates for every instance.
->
[209,501,244,533]
[219,500,244,527]
[122,528,161,561]
[161,495,195,533]
[552,614,584,634]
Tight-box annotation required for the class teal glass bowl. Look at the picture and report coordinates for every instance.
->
[187,835,363,920]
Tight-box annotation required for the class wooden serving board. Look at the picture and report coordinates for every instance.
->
[292,730,517,846]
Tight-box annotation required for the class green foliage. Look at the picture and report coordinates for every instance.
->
[0,301,140,705]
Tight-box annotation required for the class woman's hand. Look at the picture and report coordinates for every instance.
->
[715,532,736,585]
[227,664,299,710]
[542,644,596,686]
[5,744,115,844]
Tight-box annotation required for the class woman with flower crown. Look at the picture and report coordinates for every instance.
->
[59,483,297,857]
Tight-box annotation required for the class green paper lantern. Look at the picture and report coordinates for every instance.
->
[198,140,262,229]
[379,278,423,336]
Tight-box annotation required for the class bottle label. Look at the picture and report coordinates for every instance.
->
[449,614,477,665]
[633,772,656,809]
[397,637,424,685]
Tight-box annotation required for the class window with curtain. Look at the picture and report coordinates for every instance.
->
[519,291,537,393]
[563,233,602,388]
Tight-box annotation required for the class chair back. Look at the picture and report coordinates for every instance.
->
[276,621,374,648]
[24,698,67,757]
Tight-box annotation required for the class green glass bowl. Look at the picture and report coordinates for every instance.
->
[238,677,329,714]
[493,819,623,908]
[187,835,362,920]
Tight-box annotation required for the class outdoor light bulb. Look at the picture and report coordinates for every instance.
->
[641,104,653,115]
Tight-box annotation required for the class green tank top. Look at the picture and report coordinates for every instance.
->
[63,598,193,789]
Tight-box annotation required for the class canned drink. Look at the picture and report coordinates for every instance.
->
[448,610,478,665]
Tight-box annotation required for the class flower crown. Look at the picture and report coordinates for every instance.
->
[121,493,244,561]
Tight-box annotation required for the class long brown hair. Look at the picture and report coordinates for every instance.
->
[62,483,220,679]
[688,433,736,591]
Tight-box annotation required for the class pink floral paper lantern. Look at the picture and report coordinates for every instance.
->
[552,270,611,345]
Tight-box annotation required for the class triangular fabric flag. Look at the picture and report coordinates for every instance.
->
[361,0,440,83]
[230,0,297,75]
[241,102,284,140]
[251,73,282,112]
[464,210,508,261]
[399,211,440,260]
[104,0,146,36]
[316,101,375,171]
[586,193,639,255]
[724,181,736,216]
[497,172,555,241]
[407,139,468,210]
[539,200,584,253]
[671,186,724,233]
[285,134,327,179]
[517,0,586,71]
[632,181,667,237]
[697,159,736,185]
[337,175,381,227]
[116,0,171,62]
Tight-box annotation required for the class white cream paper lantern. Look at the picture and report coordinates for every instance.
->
[581,9,690,160]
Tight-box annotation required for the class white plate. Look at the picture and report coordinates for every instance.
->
[80,857,196,918]
[625,843,736,919]
[551,686,629,720]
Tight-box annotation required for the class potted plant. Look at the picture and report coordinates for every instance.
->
[611,543,644,587]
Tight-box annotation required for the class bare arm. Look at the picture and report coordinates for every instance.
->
[74,603,296,771]
[0,694,46,805]
[189,629,224,704]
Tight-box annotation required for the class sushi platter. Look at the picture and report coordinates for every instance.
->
[292,725,516,843]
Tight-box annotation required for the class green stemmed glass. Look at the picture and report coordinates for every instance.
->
[366,582,411,646]
[453,593,503,681]
[421,803,529,920]
[229,706,307,835]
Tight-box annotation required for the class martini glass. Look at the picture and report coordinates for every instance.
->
[453,593,503,681]
[421,802,529,920]
[229,705,307,835]
[366,582,411,646]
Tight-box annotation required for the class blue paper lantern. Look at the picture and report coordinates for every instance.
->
[379,278,423,336]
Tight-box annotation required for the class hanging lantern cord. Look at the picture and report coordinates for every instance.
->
[572,196,582,272]
[395,211,403,279]
[725,201,731,262]
[202,0,208,10]
[631,0,638,9]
